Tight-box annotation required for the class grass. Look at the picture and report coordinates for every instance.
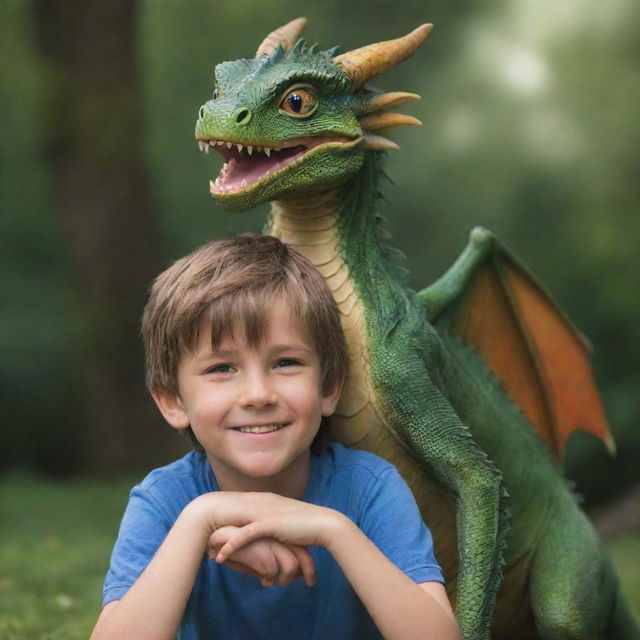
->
[1,474,638,639]
[0,474,133,640]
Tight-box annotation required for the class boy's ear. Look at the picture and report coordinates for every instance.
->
[321,379,343,417]
[150,388,190,431]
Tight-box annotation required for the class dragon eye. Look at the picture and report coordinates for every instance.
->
[279,87,317,118]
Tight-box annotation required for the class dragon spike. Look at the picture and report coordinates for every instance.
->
[365,92,421,114]
[256,17,308,57]
[334,24,432,88]
[363,133,400,151]
[360,112,422,131]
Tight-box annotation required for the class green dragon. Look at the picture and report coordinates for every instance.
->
[194,18,639,639]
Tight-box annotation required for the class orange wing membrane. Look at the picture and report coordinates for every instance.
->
[426,229,614,460]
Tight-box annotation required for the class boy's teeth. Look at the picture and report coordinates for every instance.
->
[237,424,283,434]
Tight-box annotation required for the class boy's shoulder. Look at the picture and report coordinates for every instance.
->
[323,442,396,477]
[310,443,401,506]
[312,444,420,530]
[136,451,214,501]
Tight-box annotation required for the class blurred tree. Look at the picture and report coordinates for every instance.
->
[29,0,181,473]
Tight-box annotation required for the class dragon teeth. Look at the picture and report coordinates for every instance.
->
[264,147,271,157]
[237,143,243,152]
[247,145,253,155]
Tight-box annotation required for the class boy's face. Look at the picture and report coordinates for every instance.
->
[153,302,341,494]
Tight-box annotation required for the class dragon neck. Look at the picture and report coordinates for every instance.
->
[267,151,408,304]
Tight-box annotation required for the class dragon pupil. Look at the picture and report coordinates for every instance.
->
[289,93,302,112]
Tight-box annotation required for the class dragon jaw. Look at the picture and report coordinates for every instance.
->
[197,134,363,206]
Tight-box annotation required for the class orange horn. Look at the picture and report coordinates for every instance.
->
[334,24,432,88]
[256,17,308,57]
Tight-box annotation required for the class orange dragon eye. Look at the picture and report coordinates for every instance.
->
[279,87,317,118]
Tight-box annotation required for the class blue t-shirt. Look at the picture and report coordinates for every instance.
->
[103,443,444,640]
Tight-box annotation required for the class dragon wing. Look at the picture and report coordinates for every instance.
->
[418,226,615,460]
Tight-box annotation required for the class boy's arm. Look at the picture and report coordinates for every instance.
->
[93,492,316,640]
[90,501,211,640]
[324,515,460,639]
[214,499,461,640]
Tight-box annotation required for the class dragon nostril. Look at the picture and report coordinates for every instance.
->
[233,107,252,125]
[199,106,204,119]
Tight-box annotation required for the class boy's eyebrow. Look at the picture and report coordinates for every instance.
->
[193,344,313,361]
[268,344,313,355]
[194,347,237,361]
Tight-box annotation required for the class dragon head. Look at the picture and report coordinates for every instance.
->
[195,18,431,212]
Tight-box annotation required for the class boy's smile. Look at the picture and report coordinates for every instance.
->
[153,303,341,497]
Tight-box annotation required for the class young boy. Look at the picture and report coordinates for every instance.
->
[91,234,460,640]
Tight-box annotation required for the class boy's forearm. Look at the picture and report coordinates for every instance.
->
[324,514,461,640]
[90,499,212,640]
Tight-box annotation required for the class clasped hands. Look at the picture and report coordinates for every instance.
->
[207,526,316,588]
[195,491,345,589]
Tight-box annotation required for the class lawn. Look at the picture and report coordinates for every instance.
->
[1,474,638,639]
[0,474,133,640]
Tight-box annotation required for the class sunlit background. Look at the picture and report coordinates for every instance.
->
[1,0,638,635]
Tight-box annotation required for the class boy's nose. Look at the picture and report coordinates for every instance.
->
[239,373,277,408]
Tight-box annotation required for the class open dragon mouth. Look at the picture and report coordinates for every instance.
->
[197,135,360,195]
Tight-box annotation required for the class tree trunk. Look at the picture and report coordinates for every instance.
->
[31,0,184,473]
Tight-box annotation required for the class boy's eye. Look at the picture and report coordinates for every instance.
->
[275,358,300,368]
[206,363,231,374]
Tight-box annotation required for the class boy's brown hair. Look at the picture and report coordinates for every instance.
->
[141,233,348,452]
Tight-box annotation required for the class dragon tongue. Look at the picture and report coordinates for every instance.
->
[229,153,280,186]
[216,145,307,191]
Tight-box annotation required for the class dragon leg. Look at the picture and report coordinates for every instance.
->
[379,352,510,640]
[529,498,639,639]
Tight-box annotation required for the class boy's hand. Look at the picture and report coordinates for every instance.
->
[208,526,316,587]
[192,491,345,553]
[200,493,349,564]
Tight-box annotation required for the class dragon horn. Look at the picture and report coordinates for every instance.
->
[256,17,308,57]
[334,24,432,88]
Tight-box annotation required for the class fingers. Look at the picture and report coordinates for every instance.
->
[270,543,301,588]
[289,544,316,587]
[208,525,239,553]
[215,521,267,563]
[223,559,263,579]
[211,524,317,589]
